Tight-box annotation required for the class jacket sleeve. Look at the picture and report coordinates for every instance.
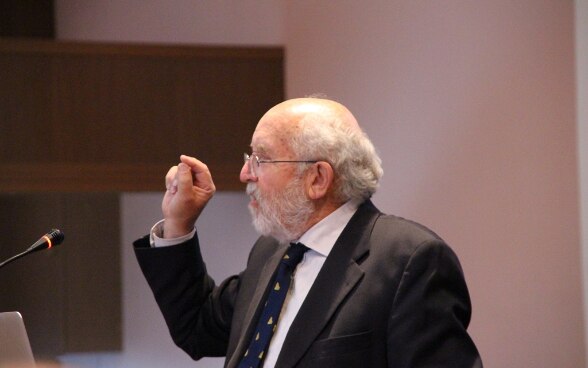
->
[387,239,483,367]
[133,234,239,360]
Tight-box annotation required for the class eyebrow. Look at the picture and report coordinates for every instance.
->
[250,143,269,156]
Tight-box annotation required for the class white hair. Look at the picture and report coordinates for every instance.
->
[287,110,383,202]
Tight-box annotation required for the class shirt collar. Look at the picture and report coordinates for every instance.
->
[297,199,361,257]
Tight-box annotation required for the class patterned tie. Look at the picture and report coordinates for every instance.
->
[237,242,309,368]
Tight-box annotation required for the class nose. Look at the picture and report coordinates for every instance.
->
[240,160,256,183]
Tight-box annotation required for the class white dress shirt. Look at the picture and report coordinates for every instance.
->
[150,199,360,367]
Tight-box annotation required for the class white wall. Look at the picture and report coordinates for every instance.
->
[55,1,585,367]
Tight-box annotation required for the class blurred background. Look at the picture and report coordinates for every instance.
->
[1,1,587,367]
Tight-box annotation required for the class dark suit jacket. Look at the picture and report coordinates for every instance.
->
[134,200,482,367]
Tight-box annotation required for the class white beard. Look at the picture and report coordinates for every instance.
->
[246,177,314,244]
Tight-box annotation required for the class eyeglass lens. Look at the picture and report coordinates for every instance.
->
[244,153,258,178]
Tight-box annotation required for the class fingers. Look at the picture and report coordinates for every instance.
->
[165,155,216,195]
[165,166,179,194]
[175,162,194,192]
[179,155,216,193]
[179,154,203,168]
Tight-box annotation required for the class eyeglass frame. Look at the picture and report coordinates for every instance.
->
[243,153,318,179]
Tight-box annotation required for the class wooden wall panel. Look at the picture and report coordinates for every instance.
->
[0,39,284,192]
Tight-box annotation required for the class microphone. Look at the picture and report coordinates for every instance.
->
[27,228,65,252]
[0,229,65,270]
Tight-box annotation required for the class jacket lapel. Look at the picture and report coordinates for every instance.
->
[275,200,381,367]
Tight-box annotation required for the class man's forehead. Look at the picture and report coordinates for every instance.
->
[249,127,275,153]
[250,121,292,156]
[250,139,269,154]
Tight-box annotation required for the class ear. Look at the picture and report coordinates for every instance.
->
[306,161,335,200]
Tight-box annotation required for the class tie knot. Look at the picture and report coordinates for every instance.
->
[282,242,308,268]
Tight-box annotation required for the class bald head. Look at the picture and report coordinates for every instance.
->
[257,98,362,138]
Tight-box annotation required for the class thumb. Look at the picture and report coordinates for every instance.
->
[176,163,194,190]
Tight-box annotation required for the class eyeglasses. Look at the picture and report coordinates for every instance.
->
[244,153,318,179]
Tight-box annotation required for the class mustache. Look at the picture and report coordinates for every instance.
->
[246,183,258,199]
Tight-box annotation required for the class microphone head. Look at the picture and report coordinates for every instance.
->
[26,228,65,253]
[48,229,65,246]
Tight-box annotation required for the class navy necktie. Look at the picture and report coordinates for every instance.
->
[237,242,309,368]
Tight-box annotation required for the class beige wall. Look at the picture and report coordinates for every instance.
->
[56,1,585,367]
[577,0,588,365]
[284,2,583,367]
[56,0,283,45]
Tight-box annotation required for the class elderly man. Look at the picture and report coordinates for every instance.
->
[134,98,482,367]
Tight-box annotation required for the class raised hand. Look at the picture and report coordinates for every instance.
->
[162,155,216,238]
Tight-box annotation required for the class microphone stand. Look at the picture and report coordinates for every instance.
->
[0,248,36,270]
